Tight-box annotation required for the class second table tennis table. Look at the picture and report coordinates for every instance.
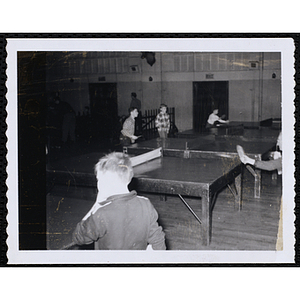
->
[124,136,276,199]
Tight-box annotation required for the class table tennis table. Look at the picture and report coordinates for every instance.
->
[47,147,242,246]
[46,136,275,246]
[124,135,277,199]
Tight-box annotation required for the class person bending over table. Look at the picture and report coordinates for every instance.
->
[206,108,229,128]
[120,107,140,145]
[237,131,282,175]
[72,152,166,250]
[129,92,143,135]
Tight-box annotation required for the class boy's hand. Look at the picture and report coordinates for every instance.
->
[131,135,142,143]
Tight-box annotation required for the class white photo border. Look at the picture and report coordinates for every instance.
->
[6,38,296,264]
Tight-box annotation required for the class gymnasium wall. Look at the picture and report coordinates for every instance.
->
[45,51,281,132]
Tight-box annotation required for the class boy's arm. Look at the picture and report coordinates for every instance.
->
[218,118,229,124]
[166,114,170,130]
[147,204,166,250]
[121,119,132,137]
[72,213,105,245]
[155,114,160,128]
[156,113,165,129]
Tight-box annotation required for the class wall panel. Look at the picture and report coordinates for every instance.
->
[45,51,282,132]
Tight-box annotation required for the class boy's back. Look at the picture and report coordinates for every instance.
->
[72,191,166,250]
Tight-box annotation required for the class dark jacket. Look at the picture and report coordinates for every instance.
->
[72,191,166,250]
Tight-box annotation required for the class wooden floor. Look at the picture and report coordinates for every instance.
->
[46,168,282,251]
[150,170,282,250]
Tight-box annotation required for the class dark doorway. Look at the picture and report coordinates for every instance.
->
[193,81,229,133]
[89,83,118,141]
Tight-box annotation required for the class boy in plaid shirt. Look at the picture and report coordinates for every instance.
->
[155,104,170,139]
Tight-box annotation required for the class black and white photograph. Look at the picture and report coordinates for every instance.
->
[5,38,295,264]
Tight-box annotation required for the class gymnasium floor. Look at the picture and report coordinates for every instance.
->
[47,170,282,251]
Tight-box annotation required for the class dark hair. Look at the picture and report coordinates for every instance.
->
[128,107,137,113]
[160,103,168,109]
[131,92,137,98]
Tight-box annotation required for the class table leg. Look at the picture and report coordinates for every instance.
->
[234,173,242,210]
[201,191,211,246]
[272,171,278,181]
[226,169,242,210]
[178,194,202,225]
[246,165,261,199]
[254,169,261,198]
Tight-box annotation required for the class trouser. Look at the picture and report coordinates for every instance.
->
[158,129,168,138]
[135,113,143,135]
[120,134,131,146]
[62,113,76,142]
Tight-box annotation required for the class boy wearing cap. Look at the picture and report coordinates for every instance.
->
[72,152,166,250]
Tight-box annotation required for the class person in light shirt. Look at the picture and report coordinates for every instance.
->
[206,108,229,128]
[120,107,139,145]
